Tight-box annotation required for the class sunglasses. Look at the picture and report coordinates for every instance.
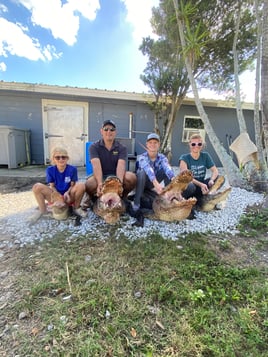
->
[191,142,203,147]
[54,156,68,160]
[103,127,116,132]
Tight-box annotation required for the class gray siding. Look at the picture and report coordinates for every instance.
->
[88,101,137,142]
[0,87,256,167]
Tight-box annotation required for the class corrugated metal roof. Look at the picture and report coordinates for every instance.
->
[0,80,254,110]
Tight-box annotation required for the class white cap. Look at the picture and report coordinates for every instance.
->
[147,133,160,141]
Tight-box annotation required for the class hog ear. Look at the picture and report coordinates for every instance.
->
[51,191,64,203]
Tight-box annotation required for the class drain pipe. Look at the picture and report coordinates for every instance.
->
[129,112,133,139]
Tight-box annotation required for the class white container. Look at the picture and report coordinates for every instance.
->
[0,126,31,168]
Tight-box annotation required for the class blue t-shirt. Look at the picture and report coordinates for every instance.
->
[179,152,214,182]
[46,164,78,195]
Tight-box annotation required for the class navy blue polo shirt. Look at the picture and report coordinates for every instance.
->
[90,139,127,176]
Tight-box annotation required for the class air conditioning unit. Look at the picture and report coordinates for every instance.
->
[182,129,206,142]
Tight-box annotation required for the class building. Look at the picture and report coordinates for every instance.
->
[0,81,255,169]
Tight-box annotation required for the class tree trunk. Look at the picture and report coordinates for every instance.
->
[251,0,268,192]
[262,0,268,164]
[254,0,263,155]
[233,5,247,133]
[233,1,268,191]
[161,96,183,161]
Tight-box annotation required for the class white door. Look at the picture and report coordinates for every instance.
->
[42,99,88,166]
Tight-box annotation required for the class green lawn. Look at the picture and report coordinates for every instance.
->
[1,208,267,357]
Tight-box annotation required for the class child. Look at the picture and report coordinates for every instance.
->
[31,147,86,222]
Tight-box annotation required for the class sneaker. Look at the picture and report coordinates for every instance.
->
[28,211,51,224]
[126,201,140,217]
[28,211,42,224]
[187,209,196,220]
[74,207,88,218]
[132,210,144,227]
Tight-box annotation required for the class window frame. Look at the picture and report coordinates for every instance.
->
[182,115,206,142]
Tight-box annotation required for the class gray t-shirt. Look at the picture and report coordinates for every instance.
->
[179,151,215,182]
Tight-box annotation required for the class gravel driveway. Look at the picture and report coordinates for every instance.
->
[0,180,264,252]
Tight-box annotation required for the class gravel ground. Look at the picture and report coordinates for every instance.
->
[0,182,264,251]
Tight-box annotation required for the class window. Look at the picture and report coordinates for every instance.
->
[182,116,206,142]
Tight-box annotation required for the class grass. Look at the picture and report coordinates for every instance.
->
[238,207,268,237]
[1,210,268,356]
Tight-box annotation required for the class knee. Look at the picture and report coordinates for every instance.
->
[85,176,97,195]
[124,171,137,186]
[79,182,86,191]
[32,182,44,193]
[187,182,196,194]
[182,182,196,198]
[73,182,86,194]
[136,169,146,182]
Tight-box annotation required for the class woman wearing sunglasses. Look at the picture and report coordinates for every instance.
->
[179,134,219,202]
[31,147,86,221]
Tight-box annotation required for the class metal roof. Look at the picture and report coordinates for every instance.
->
[0,81,254,110]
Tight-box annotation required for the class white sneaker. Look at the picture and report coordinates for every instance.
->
[74,207,88,217]
[216,200,227,210]
[28,211,51,224]
[28,211,42,224]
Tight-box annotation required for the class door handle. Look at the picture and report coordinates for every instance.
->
[76,133,88,141]
[45,133,63,139]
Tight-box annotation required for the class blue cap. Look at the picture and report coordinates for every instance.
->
[102,120,116,128]
[147,133,160,141]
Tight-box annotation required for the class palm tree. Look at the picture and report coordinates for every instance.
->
[262,0,268,163]
[172,0,247,187]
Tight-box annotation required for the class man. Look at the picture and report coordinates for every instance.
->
[129,133,175,226]
[85,120,136,199]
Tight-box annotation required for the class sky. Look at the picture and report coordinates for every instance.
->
[0,0,255,102]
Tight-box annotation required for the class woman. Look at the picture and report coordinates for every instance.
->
[179,134,219,201]
[31,147,86,221]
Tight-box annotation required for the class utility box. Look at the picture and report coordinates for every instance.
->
[0,126,31,168]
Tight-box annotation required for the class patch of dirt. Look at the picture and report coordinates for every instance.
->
[206,205,268,268]
[207,233,268,268]
[0,177,45,194]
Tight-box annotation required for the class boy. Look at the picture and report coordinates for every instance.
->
[31,147,86,221]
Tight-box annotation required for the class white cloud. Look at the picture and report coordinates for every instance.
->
[0,61,7,72]
[67,0,100,21]
[17,0,100,45]
[121,0,159,43]
[43,44,62,61]
[0,4,8,14]
[0,17,61,61]
[0,17,43,60]
[0,0,99,65]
